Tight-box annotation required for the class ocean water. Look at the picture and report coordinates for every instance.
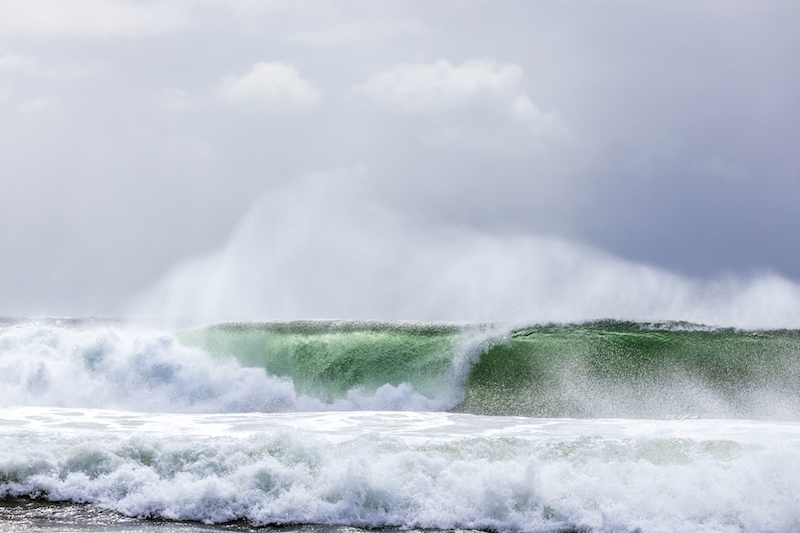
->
[3,318,800,532]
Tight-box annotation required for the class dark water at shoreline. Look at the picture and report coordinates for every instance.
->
[1,496,251,531]
[1,497,463,533]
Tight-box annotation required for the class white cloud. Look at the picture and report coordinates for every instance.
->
[354,59,537,117]
[0,0,192,38]
[354,59,567,149]
[216,62,320,110]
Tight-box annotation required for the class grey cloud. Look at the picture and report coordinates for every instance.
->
[0,0,194,38]
[286,19,428,46]
[0,0,798,321]
[15,98,57,113]
[0,51,99,80]
[690,156,749,182]
[153,87,194,113]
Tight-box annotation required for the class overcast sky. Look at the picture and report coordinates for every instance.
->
[2,0,799,324]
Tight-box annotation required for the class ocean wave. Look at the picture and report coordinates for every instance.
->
[3,408,800,532]
[4,318,800,419]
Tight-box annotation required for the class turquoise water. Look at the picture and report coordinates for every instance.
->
[179,320,800,419]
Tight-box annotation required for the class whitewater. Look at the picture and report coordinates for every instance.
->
[4,318,800,533]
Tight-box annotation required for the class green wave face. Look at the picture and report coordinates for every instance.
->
[180,320,800,419]
[178,321,465,403]
[460,321,800,419]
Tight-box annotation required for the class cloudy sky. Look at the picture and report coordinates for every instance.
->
[1,0,799,324]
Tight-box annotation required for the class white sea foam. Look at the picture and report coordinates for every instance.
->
[3,407,800,533]
[0,321,446,413]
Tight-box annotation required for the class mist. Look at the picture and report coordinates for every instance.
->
[130,172,800,329]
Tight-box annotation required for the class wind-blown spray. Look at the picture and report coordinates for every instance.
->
[130,173,800,329]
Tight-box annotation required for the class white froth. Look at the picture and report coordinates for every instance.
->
[0,321,449,413]
[3,407,800,532]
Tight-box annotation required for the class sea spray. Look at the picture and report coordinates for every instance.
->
[0,319,302,413]
[458,322,800,419]
[129,175,800,329]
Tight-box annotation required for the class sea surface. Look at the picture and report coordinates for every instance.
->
[3,318,800,532]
